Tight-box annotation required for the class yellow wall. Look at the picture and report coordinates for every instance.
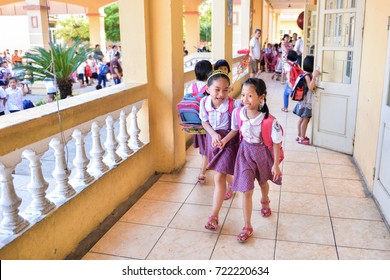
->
[354,0,390,190]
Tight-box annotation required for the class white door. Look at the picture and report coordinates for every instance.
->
[313,0,365,154]
[373,18,390,226]
[303,3,317,59]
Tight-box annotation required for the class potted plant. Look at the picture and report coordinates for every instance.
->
[15,41,92,99]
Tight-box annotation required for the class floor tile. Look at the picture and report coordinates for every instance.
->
[222,207,278,240]
[275,240,338,260]
[280,192,329,216]
[337,246,390,260]
[323,178,367,198]
[82,252,132,260]
[277,213,335,245]
[160,167,200,184]
[318,152,354,166]
[332,218,390,250]
[321,164,361,180]
[142,181,194,203]
[169,203,228,233]
[327,196,383,221]
[231,189,280,212]
[282,162,322,178]
[147,228,218,260]
[185,180,234,208]
[281,175,325,195]
[90,222,164,259]
[283,150,319,164]
[211,234,275,260]
[120,198,182,227]
[283,141,317,153]
[184,154,203,169]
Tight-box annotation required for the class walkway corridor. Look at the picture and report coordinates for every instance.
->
[81,73,390,260]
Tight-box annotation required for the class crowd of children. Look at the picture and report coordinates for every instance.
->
[182,39,318,242]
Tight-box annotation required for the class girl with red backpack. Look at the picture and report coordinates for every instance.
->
[230,78,283,242]
[281,50,302,112]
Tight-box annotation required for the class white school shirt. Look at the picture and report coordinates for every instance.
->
[199,96,240,131]
[5,86,24,111]
[0,87,6,112]
[231,107,283,144]
[249,37,261,60]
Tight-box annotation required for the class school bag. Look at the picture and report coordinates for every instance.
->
[290,73,309,101]
[99,64,109,75]
[235,107,284,163]
[287,61,304,88]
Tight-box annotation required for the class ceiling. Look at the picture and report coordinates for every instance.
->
[268,0,308,16]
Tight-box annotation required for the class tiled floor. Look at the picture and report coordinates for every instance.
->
[82,72,390,260]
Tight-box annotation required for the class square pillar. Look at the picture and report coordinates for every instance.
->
[24,0,50,49]
[212,0,233,65]
[87,9,106,52]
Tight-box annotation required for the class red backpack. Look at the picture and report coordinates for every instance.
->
[235,107,284,163]
[287,61,304,88]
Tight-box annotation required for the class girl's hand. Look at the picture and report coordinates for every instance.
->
[211,132,222,147]
[271,163,281,182]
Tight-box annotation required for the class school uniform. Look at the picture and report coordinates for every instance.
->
[231,107,283,192]
[199,96,240,175]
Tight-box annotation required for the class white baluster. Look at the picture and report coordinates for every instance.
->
[0,163,29,234]
[116,110,134,159]
[71,129,94,187]
[49,138,75,199]
[89,122,109,177]
[22,149,55,216]
[129,105,144,151]
[103,115,122,167]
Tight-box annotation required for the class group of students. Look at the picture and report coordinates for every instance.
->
[187,59,283,243]
[186,49,319,242]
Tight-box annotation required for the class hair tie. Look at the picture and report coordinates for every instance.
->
[207,70,230,84]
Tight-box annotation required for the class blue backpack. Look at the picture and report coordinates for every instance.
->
[177,83,208,134]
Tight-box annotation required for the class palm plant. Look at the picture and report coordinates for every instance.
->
[15,41,92,99]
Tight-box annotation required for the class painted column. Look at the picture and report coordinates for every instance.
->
[24,0,50,49]
[252,0,263,45]
[183,0,204,54]
[240,0,251,51]
[212,0,233,67]
[87,8,106,52]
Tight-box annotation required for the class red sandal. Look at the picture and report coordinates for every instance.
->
[237,227,253,243]
[204,215,218,231]
[261,200,272,217]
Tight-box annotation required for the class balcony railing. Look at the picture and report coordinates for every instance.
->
[0,85,149,249]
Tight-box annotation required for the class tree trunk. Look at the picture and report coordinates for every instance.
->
[57,77,73,99]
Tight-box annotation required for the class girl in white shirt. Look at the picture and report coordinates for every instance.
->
[230,78,282,242]
[199,70,240,231]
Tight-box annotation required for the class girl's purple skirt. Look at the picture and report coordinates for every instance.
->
[193,134,207,156]
[231,140,282,192]
[206,130,239,175]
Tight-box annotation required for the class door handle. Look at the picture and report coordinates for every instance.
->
[316,86,324,90]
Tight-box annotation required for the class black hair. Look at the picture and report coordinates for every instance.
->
[207,70,230,87]
[283,34,290,40]
[254,28,261,34]
[195,60,213,81]
[287,50,298,62]
[241,78,269,118]
[214,59,231,73]
[303,55,314,73]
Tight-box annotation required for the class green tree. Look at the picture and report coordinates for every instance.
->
[15,41,92,99]
[55,16,89,42]
[199,0,212,43]
[104,4,120,42]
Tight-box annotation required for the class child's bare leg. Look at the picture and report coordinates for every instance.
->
[297,117,304,138]
[225,174,234,200]
[259,181,271,217]
[205,172,226,231]
[237,189,254,242]
[242,189,254,227]
[300,117,310,138]
[198,155,208,183]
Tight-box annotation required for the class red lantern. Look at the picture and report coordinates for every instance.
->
[297,12,304,30]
